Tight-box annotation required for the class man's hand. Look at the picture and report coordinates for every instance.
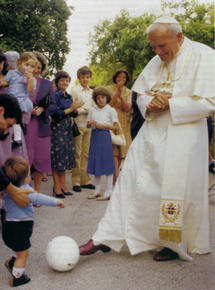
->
[5,183,32,208]
[147,94,171,113]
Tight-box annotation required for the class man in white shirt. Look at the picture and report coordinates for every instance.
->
[71,66,95,192]
[79,17,215,261]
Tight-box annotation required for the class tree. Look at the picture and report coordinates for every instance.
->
[88,1,214,86]
[0,0,72,76]
[88,10,155,86]
[161,0,214,48]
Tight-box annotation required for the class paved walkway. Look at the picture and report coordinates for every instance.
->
[0,173,214,290]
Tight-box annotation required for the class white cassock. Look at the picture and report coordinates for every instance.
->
[92,37,215,261]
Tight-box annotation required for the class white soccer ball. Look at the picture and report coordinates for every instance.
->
[46,236,80,272]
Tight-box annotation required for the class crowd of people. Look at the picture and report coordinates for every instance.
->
[0,49,135,200]
[0,46,136,286]
[0,15,214,288]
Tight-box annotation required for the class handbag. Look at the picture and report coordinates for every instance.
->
[110,125,126,146]
[38,93,50,108]
[72,121,80,138]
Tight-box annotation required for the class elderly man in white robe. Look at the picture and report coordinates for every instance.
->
[79,16,215,261]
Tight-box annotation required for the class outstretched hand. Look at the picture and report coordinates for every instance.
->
[57,200,65,208]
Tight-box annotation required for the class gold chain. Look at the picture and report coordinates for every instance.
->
[155,42,191,86]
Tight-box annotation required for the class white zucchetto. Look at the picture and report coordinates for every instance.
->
[154,16,179,24]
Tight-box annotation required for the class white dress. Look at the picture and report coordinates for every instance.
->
[92,37,215,261]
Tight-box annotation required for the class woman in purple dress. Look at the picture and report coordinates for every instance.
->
[25,52,55,192]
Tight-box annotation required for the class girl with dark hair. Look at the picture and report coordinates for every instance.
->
[86,87,119,201]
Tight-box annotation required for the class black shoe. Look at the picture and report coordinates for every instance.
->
[73,186,81,192]
[81,184,95,190]
[10,273,31,287]
[61,189,73,196]
[11,140,22,149]
[209,162,215,174]
[4,256,16,275]
[53,189,65,198]
[153,248,179,261]
[79,239,111,256]
[55,194,65,198]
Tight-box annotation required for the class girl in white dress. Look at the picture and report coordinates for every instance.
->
[87,87,119,201]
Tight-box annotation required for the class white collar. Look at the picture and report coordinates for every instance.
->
[95,104,110,111]
[77,83,90,91]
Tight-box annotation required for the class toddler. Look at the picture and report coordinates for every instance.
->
[3,51,37,147]
[1,156,64,287]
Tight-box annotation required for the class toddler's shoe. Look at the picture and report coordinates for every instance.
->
[4,256,16,275]
[11,140,22,149]
[10,273,31,287]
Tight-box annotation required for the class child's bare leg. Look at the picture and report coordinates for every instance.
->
[12,249,29,278]
[9,249,31,286]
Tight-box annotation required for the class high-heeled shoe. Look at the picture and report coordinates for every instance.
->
[53,188,65,198]
[61,189,73,196]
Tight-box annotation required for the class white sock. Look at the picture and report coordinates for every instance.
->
[13,124,22,141]
[103,174,113,197]
[12,267,25,278]
[94,176,101,194]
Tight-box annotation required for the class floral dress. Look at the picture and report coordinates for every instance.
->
[51,89,77,170]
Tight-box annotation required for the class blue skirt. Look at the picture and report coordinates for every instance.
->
[87,129,115,175]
